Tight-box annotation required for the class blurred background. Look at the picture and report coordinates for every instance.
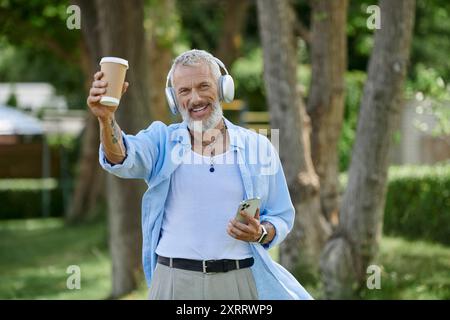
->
[0,0,448,300]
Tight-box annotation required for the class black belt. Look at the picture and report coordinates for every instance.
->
[157,255,254,273]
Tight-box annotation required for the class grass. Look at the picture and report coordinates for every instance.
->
[0,217,449,299]
[0,218,113,299]
[360,237,450,299]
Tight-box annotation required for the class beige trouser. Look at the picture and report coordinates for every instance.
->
[148,262,258,300]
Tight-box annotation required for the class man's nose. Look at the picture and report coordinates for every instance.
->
[190,89,201,104]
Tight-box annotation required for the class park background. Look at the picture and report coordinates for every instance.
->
[0,0,449,299]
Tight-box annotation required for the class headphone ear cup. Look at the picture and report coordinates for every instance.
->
[165,87,179,115]
[218,76,224,101]
[219,74,235,103]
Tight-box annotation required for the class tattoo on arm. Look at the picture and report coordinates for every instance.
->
[110,118,119,144]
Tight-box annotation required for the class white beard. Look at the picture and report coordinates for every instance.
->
[179,100,223,132]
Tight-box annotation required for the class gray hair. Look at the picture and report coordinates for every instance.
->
[167,49,221,87]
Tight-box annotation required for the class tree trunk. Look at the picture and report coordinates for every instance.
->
[66,0,106,224]
[320,0,416,299]
[145,0,176,124]
[307,0,348,225]
[214,0,251,68]
[66,114,105,223]
[256,0,331,279]
[95,0,152,298]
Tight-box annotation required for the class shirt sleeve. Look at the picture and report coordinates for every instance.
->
[259,140,295,250]
[98,121,164,181]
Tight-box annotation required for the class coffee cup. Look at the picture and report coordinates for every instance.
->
[99,57,129,107]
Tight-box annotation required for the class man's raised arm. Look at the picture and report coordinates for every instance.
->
[87,70,129,164]
[98,115,126,164]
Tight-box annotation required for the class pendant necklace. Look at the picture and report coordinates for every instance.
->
[188,120,228,173]
[207,136,218,172]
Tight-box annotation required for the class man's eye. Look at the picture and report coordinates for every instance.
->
[200,84,210,89]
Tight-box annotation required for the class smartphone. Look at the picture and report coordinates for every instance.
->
[235,197,261,223]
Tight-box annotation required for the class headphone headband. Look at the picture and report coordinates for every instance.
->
[212,57,230,75]
[166,56,229,88]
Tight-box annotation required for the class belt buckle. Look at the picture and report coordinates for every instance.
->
[202,260,217,274]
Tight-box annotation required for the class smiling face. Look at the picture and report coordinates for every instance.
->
[172,62,223,132]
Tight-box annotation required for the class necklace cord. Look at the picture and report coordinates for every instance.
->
[187,120,228,172]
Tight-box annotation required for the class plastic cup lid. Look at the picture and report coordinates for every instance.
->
[99,57,129,69]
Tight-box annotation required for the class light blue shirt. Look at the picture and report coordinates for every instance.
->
[99,117,313,300]
[155,148,252,260]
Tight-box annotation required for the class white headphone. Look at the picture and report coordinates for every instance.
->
[165,56,235,115]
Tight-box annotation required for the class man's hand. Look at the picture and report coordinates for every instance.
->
[88,71,128,164]
[227,208,262,242]
[87,71,129,121]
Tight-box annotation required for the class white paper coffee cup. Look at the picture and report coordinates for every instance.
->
[99,57,129,107]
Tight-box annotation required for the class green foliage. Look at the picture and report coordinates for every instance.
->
[384,164,450,245]
[0,0,77,50]
[6,91,18,107]
[345,0,450,81]
[145,0,182,50]
[231,46,311,111]
[338,71,367,171]
[412,0,450,81]
[346,0,377,71]
[46,133,79,151]
[0,180,64,219]
[339,164,450,246]
[407,64,450,101]
[175,0,225,51]
[406,64,450,136]
[231,48,265,110]
[0,41,86,108]
[0,1,85,108]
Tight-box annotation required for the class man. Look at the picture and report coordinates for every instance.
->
[87,49,312,300]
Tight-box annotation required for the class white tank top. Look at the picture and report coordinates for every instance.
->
[155,148,252,260]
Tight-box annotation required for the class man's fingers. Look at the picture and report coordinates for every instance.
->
[93,80,107,88]
[122,81,129,94]
[90,87,106,96]
[227,225,249,241]
[87,95,101,104]
[230,220,251,233]
[239,210,251,222]
[240,210,260,228]
[94,71,103,80]
[227,225,239,238]
[229,226,243,237]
